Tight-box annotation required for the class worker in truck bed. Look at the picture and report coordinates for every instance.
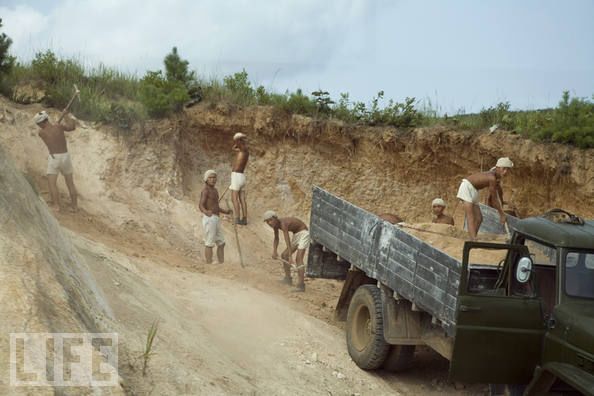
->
[431,198,455,225]
[456,157,513,240]
[263,210,310,292]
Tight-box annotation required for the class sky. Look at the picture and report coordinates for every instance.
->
[1,0,593,113]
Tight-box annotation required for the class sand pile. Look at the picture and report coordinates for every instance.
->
[399,223,508,264]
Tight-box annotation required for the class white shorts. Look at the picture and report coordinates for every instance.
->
[202,215,225,247]
[229,172,246,191]
[47,153,73,175]
[291,230,311,250]
[457,179,479,204]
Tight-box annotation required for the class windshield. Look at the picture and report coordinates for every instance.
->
[565,251,594,299]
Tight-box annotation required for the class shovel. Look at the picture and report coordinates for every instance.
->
[225,197,245,268]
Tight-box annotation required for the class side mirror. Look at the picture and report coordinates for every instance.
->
[516,256,533,283]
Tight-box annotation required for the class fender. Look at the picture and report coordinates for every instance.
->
[525,362,594,396]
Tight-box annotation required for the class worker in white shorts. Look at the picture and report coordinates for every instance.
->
[230,132,249,225]
[457,157,513,240]
[199,170,232,264]
[34,110,78,212]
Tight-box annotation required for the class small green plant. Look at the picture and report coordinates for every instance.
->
[139,70,189,117]
[311,90,334,116]
[222,69,255,106]
[525,92,594,148]
[140,320,159,377]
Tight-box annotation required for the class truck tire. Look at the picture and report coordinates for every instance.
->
[346,285,390,370]
[382,345,415,372]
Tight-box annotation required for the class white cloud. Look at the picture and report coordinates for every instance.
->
[1,0,376,77]
[1,0,592,111]
[0,4,48,56]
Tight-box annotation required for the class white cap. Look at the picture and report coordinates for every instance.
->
[432,198,446,207]
[34,111,49,124]
[233,132,247,141]
[203,169,217,182]
[496,157,514,168]
[263,210,277,221]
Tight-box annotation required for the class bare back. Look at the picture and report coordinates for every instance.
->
[38,122,74,155]
[466,171,500,191]
[39,116,76,154]
[278,217,308,234]
[199,185,222,215]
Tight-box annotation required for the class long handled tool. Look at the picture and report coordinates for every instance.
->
[496,192,512,238]
[58,84,81,123]
[218,186,229,203]
[225,197,245,268]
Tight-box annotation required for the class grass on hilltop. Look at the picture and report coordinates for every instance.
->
[0,49,592,148]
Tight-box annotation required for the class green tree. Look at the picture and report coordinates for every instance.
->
[0,18,15,76]
[311,90,334,115]
[139,70,189,117]
[163,46,195,87]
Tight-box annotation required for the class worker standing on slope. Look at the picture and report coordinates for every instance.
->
[431,198,455,225]
[230,133,249,225]
[199,170,232,264]
[264,211,310,292]
[34,110,78,213]
[456,157,513,240]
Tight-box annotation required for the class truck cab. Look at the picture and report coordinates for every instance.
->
[453,211,594,395]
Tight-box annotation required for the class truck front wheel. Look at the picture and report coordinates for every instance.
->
[346,285,390,369]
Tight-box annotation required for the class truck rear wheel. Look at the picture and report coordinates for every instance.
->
[382,345,415,372]
[346,285,390,369]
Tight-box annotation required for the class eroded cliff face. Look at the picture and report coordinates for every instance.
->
[0,145,122,394]
[173,103,593,222]
[5,95,589,226]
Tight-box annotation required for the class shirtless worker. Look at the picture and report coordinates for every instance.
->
[485,166,505,209]
[230,132,249,225]
[34,110,78,212]
[431,198,455,225]
[264,211,310,292]
[199,170,232,264]
[456,157,514,240]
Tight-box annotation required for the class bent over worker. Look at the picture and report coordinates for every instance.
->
[457,157,513,240]
[264,211,310,292]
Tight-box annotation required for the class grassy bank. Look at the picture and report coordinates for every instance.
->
[0,50,592,148]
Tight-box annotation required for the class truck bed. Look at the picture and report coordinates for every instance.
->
[307,187,462,334]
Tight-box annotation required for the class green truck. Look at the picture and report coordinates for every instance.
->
[307,187,594,395]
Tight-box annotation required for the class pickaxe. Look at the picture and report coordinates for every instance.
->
[58,84,81,123]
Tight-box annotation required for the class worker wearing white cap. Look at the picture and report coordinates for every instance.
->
[264,211,310,292]
[230,132,249,225]
[485,157,514,211]
[34,109,78,212]
[199,169,232,264]
[431,198,455,225]
[456,157,513,240]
